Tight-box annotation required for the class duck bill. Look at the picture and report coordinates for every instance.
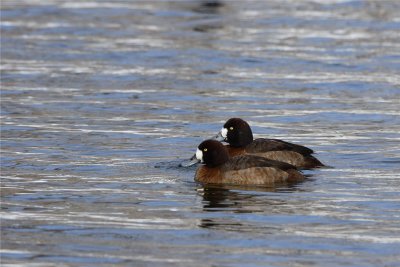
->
[180,154,201,167]
[212,131,225,142]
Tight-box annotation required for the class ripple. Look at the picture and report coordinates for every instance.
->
[1,0,400,266]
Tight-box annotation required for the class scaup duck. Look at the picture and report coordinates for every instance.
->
[214,118,324,169]
[193,140,305,185]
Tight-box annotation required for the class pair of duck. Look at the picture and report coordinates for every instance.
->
[183,118,324,186]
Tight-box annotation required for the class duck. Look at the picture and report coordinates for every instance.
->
[214,118,324,169]
[193,139,305,185]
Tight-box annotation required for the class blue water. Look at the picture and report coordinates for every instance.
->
[1,1,400,266]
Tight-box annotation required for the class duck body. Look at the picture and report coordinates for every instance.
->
[226,138,324,169]
[194,140,305,185]
[216,118,324,169]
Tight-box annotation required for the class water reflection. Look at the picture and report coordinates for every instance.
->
[197,185,303,232]
[198,184,303,213]
[193,1,225,14]
[180,0,226,33]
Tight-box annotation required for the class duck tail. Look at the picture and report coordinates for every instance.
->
[286,169,305,182]
[303,155,324,169]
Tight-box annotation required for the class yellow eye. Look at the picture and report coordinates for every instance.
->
[203,148,208,152]
[229,127,234,130]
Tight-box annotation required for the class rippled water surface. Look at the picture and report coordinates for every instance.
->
[1,1,400,266]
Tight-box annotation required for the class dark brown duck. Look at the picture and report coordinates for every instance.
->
[194,140,305,185]
[215,118,324,169]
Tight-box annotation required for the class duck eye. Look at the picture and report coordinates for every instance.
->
[229,127,234,130]
[203,148,208,152]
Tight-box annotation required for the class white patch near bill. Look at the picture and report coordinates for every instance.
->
[196,148,203,162]
[221,128,228,138]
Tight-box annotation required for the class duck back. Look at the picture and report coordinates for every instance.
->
[225,155,304,185]
[247,138,314,155]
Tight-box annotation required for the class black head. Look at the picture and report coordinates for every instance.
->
[222,118,253,147]
[196,140,229,168]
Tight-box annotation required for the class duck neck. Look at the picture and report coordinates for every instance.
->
[231,130,253,147]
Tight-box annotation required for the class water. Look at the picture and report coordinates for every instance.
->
[1,0,400,266]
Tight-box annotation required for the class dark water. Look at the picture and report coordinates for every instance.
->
[1,1,400,266]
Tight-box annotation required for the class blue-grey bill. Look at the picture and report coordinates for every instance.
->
[212,131,225,142]
[179,154,200,167]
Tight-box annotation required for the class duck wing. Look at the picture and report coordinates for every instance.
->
[223,155,297,171]
[221,155,304,185]
[246,138,314,155]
